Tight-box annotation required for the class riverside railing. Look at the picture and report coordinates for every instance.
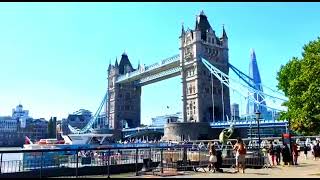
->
[0,143,268,178]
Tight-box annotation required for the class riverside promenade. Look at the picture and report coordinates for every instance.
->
[89,153,320,178]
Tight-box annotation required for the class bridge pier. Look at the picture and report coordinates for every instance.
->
[162,122,212,141]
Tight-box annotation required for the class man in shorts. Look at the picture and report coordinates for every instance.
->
[234,137,246,173]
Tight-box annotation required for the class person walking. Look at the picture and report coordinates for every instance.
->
[233,137,247,173]
[281,143,291,166]
[303,144,308,160]
[208,143,217,172]
[314,141,320,161]
[311,141,315,160]
[268,143,276,166]
[292,143,299,165]
[274,142,281,165]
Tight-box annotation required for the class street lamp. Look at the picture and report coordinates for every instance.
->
[250,123,253,144]
[288,118,293,164]
[255,111,261,155]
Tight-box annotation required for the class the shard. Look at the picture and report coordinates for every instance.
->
[246,49,267,116]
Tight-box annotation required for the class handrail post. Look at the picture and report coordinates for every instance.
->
[183,146,187,168]
[198,147,201,167]
[0,153,2,174]
[160,148,163,174]
[76,149,79,178]
[135,148,138,176]
[107,149,110,179]
[40,151,43,178]
[149,147,152,170]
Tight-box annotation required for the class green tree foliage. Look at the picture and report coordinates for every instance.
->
[277,37,320,135]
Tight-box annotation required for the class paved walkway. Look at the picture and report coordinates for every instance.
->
[88,155,320,178]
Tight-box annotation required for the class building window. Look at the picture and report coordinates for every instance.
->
[125,93,130,99]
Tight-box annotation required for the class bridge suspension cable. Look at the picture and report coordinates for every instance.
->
[228,62,286,98]
[211,73,215,123]
[68,91,109,134]
[202,58,287,113]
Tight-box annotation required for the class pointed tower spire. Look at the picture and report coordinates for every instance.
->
[181,22,185,36]
[249,48,261,84]
[115,57,119,68]
[137,59,141,69]
[222,24,228,39]
[247,48,267,115]
[108,58,112,71]
[194,10,212,41]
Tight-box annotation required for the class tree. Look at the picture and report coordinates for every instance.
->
[277,37,320,135]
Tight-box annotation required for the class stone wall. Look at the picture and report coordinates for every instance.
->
[162,122,211,141]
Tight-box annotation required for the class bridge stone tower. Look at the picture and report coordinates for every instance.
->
[180,11,231,123]
[163,11,231,141]
[107,53,141,130]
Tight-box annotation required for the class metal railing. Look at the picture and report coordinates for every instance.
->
[0,143,268,178]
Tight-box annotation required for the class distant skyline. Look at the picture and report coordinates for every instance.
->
[0,2,319,125]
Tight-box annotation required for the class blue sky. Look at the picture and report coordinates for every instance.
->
[0,2,319,125]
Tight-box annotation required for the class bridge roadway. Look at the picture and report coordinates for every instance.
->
[121,119,288,139]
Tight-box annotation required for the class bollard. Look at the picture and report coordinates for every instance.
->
[76,150,79,178]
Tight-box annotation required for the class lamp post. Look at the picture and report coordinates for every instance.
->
[250,123,253,144]
[288,118,293,164]
[255,111,261,155]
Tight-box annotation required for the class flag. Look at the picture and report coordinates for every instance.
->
[25,136,32,144]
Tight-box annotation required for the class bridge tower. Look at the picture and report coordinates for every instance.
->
[180,11,231,123]
[106,53,141,130]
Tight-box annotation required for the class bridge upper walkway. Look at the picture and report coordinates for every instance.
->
[116,54,180,86]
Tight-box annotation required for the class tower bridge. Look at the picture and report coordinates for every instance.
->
[68,11,288,141]
[107,11,231,133]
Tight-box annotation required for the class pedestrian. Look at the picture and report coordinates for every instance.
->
[292,143,299,165]
[281,143,291,166]
[274,142,281,165]
[311,141,315,160]
[233,137,246,173]
[268,143,276,166]
[208,143,217,172]
[215,149,223,173]
[303,144,308,160]
[314,141,320,161]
